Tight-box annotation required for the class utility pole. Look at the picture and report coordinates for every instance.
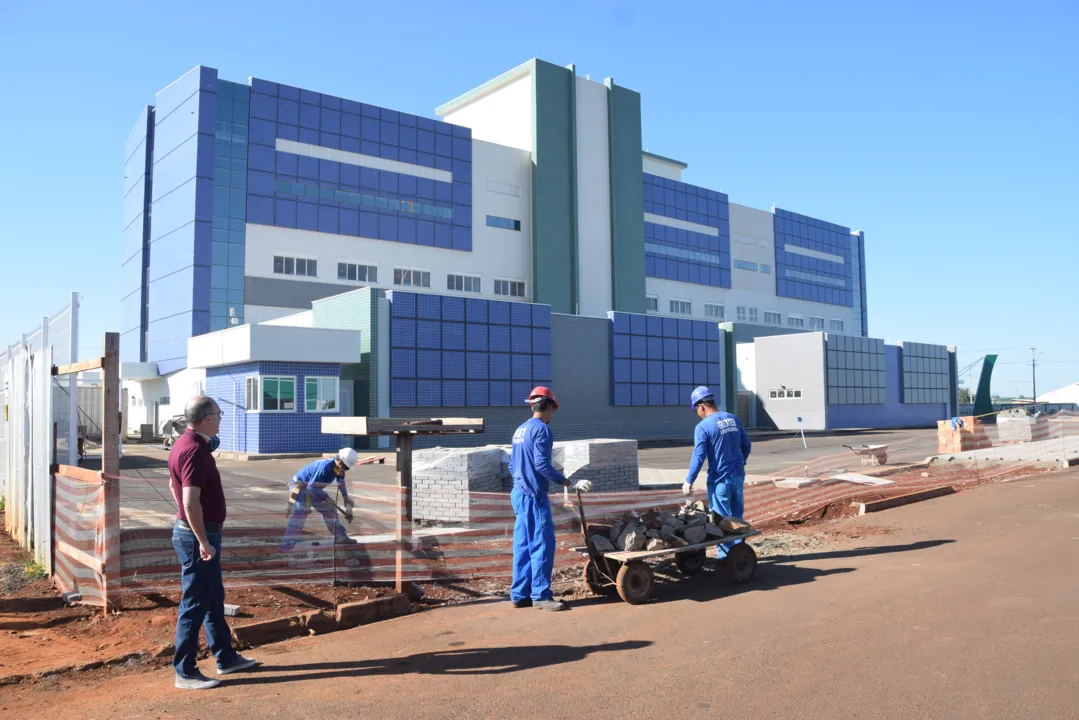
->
[1030,347,1038,407]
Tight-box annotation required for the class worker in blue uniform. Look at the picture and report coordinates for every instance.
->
[278,448,360,551]
[682,386,752,556]
[509,386,593,611]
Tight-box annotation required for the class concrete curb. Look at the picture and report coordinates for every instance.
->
[231,593,411,649]
[0,651,151,687]
[856,486,957,515]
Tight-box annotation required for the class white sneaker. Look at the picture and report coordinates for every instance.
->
[175,673,220,690]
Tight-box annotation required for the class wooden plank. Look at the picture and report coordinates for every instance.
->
[100,333,121,614]
[52,357,104,376]
[603,529,761,562]
[857,486,956,516]
[395,433,413,595]
[55,465,103,484]
[322,416,485,436]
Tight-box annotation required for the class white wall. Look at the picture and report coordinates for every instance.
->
[755,333,828,431]
[574,76,613,318]
[245,305,298,324]
[245,138,532,308]
[440,74,534,153]
[187,325,362,369]
[729,203,776,296]
[260,310,313,327]
[123,377,166,434]
[642,154,685,181]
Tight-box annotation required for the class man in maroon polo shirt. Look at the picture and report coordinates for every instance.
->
[169,396,256,689]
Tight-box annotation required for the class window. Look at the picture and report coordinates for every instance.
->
[305,377,339,412]
[273,180,452,220]
[338,263,378,284]
[273,255,317,277]
[764,311,782,325]
[788,314,805,328]
[494,279,526,297]
[761,264,771,274]
[447,273,482,293]
[669,299,692,315]
[734,259,759,272]
[829,319,845,332]
[485,215,521,231]
[646,295,659,313]
[247,376,296,412]
[704,303,724,320]
[736,306,747,322]
[244,377,259,410]
[748,307,759,323]
[394,268,431,288]
[810,316,825,330]
[769,388,802,399]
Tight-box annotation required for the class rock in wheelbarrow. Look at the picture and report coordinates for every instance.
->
[617,525,648,552]
[719,516,752,533]
[645,538,665,551]
[662,533,689,549]
[589,535,616,553]
[705,523,725,538]
[683,525,708,545]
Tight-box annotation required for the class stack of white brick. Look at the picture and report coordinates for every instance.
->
[413,439,640,524]
[413,446,504,523]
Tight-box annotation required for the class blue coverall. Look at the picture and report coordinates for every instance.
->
[280,458,350,549]
[509,418,568,603]
[686,411,752,556]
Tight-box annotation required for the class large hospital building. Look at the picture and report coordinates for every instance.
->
[121,60,953,453]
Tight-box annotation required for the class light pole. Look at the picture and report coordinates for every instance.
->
[1030,348,1039,408]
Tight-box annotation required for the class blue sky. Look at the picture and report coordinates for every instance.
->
[0,1,1075,395]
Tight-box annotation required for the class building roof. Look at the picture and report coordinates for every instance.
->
[1037,382,1079,404]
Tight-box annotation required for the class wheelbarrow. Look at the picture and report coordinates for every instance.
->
[569,490,760,605]
[842,444,889,466]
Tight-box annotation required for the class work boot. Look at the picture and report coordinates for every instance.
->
[175,672,220,690]
[511,598,532,608]
[336,535,359,545]
[533,599,567,612]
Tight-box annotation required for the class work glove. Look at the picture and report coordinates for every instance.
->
[571,479,594,493]
[682,482,694,496]
[343,508,354,523]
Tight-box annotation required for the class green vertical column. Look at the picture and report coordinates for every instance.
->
[531,60,577,314]
[605,79,646,314]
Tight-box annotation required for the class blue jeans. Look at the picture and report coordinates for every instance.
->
[706,475,746,559]
[172,523,236,677]
[510,488,556,602]
[281,486,348,548]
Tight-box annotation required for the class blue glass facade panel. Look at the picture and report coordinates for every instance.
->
[773,208,855,307]
[387,291,551,407]
[642,173,731,288]
[609,311,721,407]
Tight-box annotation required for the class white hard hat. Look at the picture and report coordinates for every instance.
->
[337,447,359,469]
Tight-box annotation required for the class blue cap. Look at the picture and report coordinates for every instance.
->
[690,386,714,408]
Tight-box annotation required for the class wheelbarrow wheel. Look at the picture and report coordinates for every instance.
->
[675,550,706,577]
[582,559,614,596]
[616,562,655,605]
[724,543,757,584]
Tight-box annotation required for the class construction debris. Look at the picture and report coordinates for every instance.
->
[595,501,752,553]
[589,535,616,553]
[773,478,823,489]
[832,472,895,487]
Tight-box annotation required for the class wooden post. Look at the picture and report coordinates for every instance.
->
[395,433,413,595]
[100,333,121,614]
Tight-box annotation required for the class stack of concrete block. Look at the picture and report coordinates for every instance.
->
[494,438,639,493]
[413,446,505,523]
[936,417,991,454]
[997,411,1049,444]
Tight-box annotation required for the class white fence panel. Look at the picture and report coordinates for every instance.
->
[30,346,53,572]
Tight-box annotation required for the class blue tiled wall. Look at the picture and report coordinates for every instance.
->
[642,173,731,288]
[773,208,854,306]
[609,311,722,406]
[388,291,552,407]
[121,105,154,363]
[207,361,342,454]
[146,66,217,373]
[245,78,472,251]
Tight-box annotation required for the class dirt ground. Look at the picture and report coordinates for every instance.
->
[0,458,1055,682]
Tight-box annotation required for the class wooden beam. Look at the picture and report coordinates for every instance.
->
[322,416,485,436]
[55,465,103,484]
[395,433,413,596]
[857,486,956,516]
[100,333,121,615]
[52,357,104,376]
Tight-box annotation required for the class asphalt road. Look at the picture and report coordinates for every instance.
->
[7,466,1077,719]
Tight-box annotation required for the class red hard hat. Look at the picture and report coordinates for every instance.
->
[526,386,559,410]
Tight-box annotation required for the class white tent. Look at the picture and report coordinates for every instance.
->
[1037,382,1079,404]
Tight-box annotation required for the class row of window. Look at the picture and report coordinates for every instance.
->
[768,389,803,399]
[243,376,338,413]
[732,260,772,274]
[486,215,521,231]
[273,255,318,277]
[646,295,844,332]
[274,180,454,220]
